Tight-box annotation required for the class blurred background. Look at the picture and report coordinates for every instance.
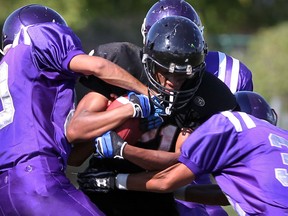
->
[1,1,288,215]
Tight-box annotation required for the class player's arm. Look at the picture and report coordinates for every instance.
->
[113,127,190,170]
[66,92,134,143]
[79,163,192,192]
[123,145,180,170]
[69,54,148,95]
[175,128,193,153]
[66,92,134,166]
[127,164,229,206]
[67,91,152,166]
[119,163,194,193]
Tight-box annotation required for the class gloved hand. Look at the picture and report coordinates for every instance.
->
[77,168,116,193]
[140,113,164,131]
[94,131,127,159]
[128,91,151,118]
[151,95,167,116]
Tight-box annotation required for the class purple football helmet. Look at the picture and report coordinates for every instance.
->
[2,4,67,49]
[141,0,203,44]
[143,16,207,114]
[235,91,278,125]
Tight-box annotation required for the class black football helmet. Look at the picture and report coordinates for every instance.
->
[235,91,278,125]
[143,16,207,115]
[141,0,203,44]
[2,4,67,50]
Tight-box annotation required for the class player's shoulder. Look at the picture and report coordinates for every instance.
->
[206,50,238,63]
[216,110,271,132]
[95,42,141,57]
[26,22,81,49]
[95,41,147,84]
[206,50,238,64]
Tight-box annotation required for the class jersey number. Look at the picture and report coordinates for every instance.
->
[0,62,15,129]
[269,133,288,186]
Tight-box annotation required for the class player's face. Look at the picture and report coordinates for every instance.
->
[154,65,187,91]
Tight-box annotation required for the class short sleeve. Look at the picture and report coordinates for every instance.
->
[179,114,238,176]
[27,23,84,76]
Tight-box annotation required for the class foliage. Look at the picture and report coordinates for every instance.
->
[244,22,288,107]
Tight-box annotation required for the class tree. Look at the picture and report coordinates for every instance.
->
[243,22,288,129]
[244,22,288,103]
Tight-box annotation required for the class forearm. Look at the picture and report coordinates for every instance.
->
[123,144,180,171]
[121,163,193,193]
[67,103,133,142]
[70,55,148,95]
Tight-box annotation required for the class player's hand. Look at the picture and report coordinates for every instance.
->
[128,92,151,118]
[140,113,164,131]
[151,95,167,116]
[77,168,116,193]
[94,131,127,159]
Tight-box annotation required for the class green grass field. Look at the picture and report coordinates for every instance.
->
[223,206,238,216]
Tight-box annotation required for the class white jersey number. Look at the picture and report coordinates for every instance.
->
[269,133,288,187]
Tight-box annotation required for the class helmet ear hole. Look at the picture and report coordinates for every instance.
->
[2,4,67,49]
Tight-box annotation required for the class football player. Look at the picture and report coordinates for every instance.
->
[91,91,287,216]
[0,4,150,215]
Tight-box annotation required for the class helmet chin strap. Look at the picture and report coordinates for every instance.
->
[165,92,174,115]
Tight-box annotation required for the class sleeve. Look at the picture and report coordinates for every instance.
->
[178,114,239,176]
[239,62,253,91]
[27,23,84,76]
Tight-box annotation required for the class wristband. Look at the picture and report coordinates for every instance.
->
[116,174,129,190]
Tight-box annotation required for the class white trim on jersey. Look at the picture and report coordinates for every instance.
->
[12,26,32,48]
[230,56,240,93]
[221,111,243,132]
[238,112,256,129]
[218,52,226,83]
[217,52,240,93]
[221,111,256,132]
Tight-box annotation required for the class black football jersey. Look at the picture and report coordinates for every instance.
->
[78,42,148,99]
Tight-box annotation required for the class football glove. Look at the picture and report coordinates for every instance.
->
[151,95,167,116]
[128,92,151,118]
[140,113,164,131]
[77,168,116,193]
[94,131,127,159]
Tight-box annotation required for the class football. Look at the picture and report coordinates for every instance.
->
[106,95,142,145]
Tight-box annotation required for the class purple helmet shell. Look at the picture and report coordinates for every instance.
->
[2,4,67,49]
[141,0,203,43]
[235,91,278,125]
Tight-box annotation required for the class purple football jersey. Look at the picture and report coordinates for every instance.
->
[205,51,253,93]
[177,50,253,216]
[0,23,84,170]
[179,111,288,215]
